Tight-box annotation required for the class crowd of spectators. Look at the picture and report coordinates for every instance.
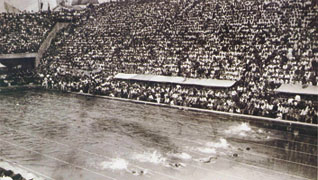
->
[0,9,80,54]
[0,68,39,87]
[0,11,49,86]
[2,0,317,123]
[0,12,55,54]
[0,9,81,86]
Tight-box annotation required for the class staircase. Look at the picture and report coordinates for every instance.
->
[35,22,69,67]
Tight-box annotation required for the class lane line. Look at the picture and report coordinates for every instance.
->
[0,131,182,180]
[0,125,239,180]
[28,108,318,158]
[129,113,318,156]
[3,113,316,169]
[2,110,317,170]
[3,108,317,169]
[168,136,317,168]
[0,126,246,180]
[133,108,318,147]
[0,138,118,180]
[131,134,314,180]
[1,90,316,179]
[0,125,312,180]
[56,110,318,157]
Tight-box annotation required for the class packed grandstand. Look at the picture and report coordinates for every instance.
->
[0,0,317,124]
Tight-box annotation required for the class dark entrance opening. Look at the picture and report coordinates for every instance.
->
[0,53,38,87]
[0,57,36,70]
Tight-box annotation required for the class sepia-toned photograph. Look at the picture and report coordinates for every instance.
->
[0,0,317,179]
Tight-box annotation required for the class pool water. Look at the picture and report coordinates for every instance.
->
[0,90,317,180]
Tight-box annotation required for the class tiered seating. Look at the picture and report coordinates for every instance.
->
[37,0,318,123]
[0,12,57,54]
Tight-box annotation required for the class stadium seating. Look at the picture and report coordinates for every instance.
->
[0,12,56,54]
[2,0,317,123]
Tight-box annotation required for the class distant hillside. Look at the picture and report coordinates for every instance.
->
[71,0,99,5]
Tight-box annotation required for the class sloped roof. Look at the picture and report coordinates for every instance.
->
[275,84,318,96]
[0,63,6,68]
[114,73,236,88]
[181,78,235,88]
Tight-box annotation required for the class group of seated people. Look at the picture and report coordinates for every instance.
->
[0,68,39,87]
[0,9,80,54]
[0,12,56,54]
[40,70,317,124]
[1,0,317,123]
[37,0,317,123]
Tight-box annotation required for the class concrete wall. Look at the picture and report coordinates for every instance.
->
[35,22,69,67]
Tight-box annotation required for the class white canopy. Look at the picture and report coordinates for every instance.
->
[275,84,318,96]
[114,73,236,88]
[181,78,235,88]
[114,73,137,79]
[0,63,6,69]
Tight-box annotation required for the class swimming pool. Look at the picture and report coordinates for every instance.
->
[0,90,316,180]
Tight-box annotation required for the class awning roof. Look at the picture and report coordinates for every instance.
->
[181,78,235,88]
[0,53,37,59]
[150,75,185,84]
[114,73,137,79]
[274,84,318,96]
[130,74,156,81]
[114,73,236,88]
[0,63,6,68]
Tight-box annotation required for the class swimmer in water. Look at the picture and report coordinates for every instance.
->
[130,169,147,176]
[169,162,185,168]
[198,156,218,163]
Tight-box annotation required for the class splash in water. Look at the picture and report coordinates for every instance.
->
[197,147,217,154]
[224,122,272,140]
[100,158,129,170]
[167,152,192,160]
[132,151,166,164]
[225,122,252,136]
[206,138,229,149]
